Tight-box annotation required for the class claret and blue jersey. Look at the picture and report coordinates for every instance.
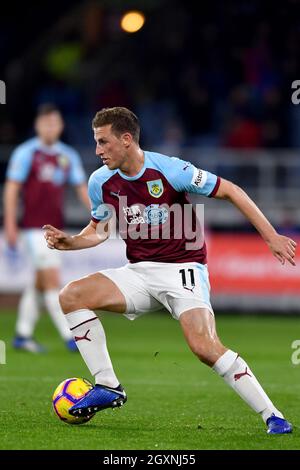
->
[89,151,220,264]
[6,137,86,229]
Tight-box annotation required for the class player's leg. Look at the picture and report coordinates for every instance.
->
[59,273,127,415]
[59,272,126,388]
[60,272,128,415]
[148,261,291,434]
[13,230,44,352]
[39,266,76,349]
[60,269,158,385]
[13,271,44,352]
[59,266,161,416]
[59,272,127,314]
[25,229,75,349]
[179,307,292,434]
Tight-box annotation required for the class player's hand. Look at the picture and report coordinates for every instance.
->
[43,225,73,250]
[267,234,297,266]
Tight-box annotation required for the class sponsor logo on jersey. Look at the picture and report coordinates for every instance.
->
[191,167,207,188]
[144,204,168,226]
[146,179,164,198]
[123,205,145,224]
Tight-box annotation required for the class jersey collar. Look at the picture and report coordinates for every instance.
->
[117,151,147,181]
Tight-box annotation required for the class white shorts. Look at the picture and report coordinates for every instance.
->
[22,229,61,270]
[100,261,214,321]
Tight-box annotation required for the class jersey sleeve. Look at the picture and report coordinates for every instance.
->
[67,148,86,185]
[6,145,33,182]
[88,172,113,223]
[163,156,220,197]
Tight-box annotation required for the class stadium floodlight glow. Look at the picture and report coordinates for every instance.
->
[120,11,145,33]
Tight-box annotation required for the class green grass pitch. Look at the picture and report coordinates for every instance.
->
[0,310,299,450]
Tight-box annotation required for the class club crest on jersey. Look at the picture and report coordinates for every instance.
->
[147,179,164,198]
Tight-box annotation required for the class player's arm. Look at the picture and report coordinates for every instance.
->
[75,183,91,211]
[164,156,297,266]
[67,148,91,211]
[3,180,22,247]
[214,178,297,266]
[3,145,32,247]
[43,220,109,251]
[47,167,113,251]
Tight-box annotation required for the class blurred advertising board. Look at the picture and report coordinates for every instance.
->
[0,232,127,293]
[207,233,300,311]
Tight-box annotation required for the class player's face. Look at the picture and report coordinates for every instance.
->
[94,125,128,170]
[35,112,64,145]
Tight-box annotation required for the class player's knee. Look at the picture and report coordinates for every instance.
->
[59,281,83,313]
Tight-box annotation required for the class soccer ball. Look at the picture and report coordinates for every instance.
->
[52,377,95,425]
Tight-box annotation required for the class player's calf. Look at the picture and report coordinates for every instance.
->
[180,308,227,366]
[185,334,227,366]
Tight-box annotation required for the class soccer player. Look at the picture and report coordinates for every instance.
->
[4,104,90,352]
[44,107,297,433]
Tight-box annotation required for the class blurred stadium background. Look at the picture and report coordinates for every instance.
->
[1,0,300,450]
[1,0,299,311]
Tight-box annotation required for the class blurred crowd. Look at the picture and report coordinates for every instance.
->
[1,0,300,150]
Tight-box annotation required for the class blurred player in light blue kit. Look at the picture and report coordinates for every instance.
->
[4,104,90,352]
